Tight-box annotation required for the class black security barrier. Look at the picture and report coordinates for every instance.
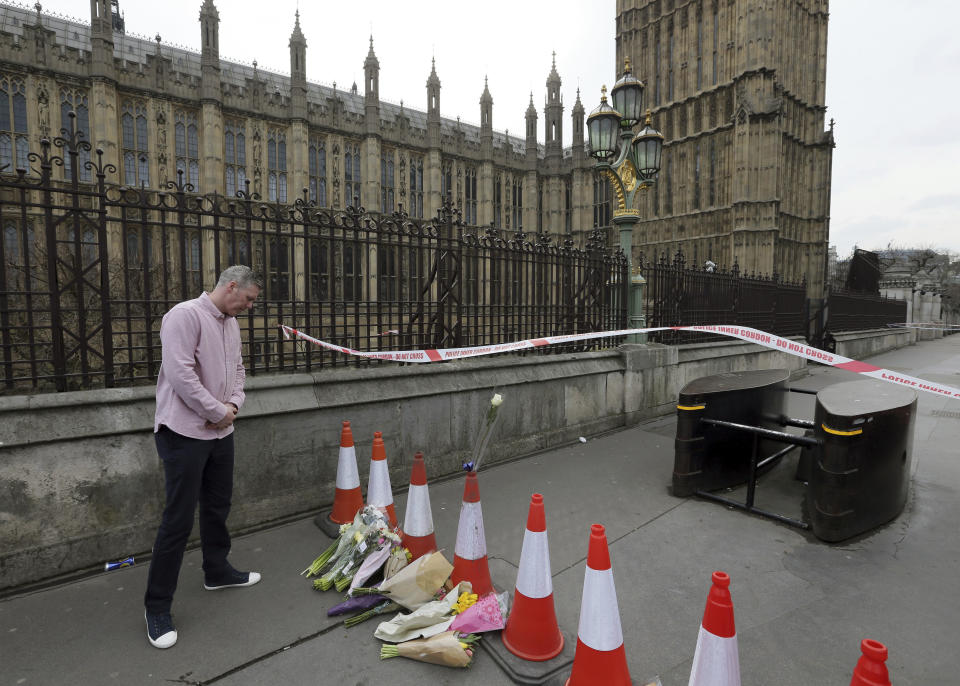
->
[673,368,792,497]
[673,371,918,541]
[808,379,916,542]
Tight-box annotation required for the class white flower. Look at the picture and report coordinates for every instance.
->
[491,393,503,407]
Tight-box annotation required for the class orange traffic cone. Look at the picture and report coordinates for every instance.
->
[687,571,740,686]
[850,639,890,686]
[450,471,495,596]
[367,431,398,528]
[400,452,437,561]
[329,421,364,524]
[566,524,631,686]
[502,493,564,661]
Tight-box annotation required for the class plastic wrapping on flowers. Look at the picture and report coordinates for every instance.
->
[302,506,401,592]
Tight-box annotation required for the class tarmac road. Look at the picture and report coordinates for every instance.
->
[2,334,959,685]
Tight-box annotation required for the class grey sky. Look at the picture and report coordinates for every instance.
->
[35,0,960,257]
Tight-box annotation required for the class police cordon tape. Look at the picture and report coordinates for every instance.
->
[279,323,960,400]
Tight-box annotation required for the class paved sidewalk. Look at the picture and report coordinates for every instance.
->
[2,336,959,685]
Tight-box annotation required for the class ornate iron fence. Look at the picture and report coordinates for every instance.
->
[640,251,808,345]
[0,127,628,395]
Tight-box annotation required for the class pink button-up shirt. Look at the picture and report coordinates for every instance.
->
[154,292,246,440]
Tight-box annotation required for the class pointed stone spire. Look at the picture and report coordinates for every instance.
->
[544,53,563,158]
[547,50,561,88]
[526,91,538,119]
[289,10,305,45]
[289,10,307,119]
[364,35,379,70]
[480,75,493,153]
[364,35,380,135]
[427,56,440,88]
[572,87,585,160]
[525,91,538,160]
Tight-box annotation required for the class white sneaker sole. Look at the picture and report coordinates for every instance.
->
[203,571,261,591]
[144,611,177,649]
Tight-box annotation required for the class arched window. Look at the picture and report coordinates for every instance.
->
[463,166,476,225]
[380,150,395,213]
[224,120,246,197]
[267,128,287,202]
[593,175,611,228]
[409,156,423,218]
[344,142,361,208]
[268,237,290,299]
[494,174,503,229]
[60,88,91,181]
[175,109,200,191]
[0,75,29,173]
[511,178,523,230]
[121,101,149,186]
[187,232,202,293]
[308,135,327,206]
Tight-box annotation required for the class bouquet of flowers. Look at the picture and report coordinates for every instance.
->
[379,631,481,668]
[373,581,472,642]
[449,592,507,634]
[352,550,453,610]
[301,506,401,592]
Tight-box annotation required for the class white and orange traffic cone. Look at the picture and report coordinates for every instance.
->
[850,639,890,686]
[400,451,437,561]
[501,493,564,661]
[687,571,740,686]
[451,471,495,596]
[366,431,398,528]
[329,421,364,525]
[566,524,631,686]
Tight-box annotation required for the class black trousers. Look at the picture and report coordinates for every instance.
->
[144,426,234,614]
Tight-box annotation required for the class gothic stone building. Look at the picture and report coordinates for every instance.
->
[616,0,834,294]
[0,0,600,263]
[0,0,832,295]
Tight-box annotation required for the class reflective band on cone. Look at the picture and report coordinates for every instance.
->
[401,452,437,561]
[850,639,891,686]
[330,421,364,524]
[502,493,564,661]
[566,524,631,686]
[366,431,397,528]
[687,571,740,686]
[451,472,494,596]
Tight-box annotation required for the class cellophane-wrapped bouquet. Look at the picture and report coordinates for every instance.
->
[301,506,401,592]
[380,631,481,668]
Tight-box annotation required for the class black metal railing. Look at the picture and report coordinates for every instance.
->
[825,287,907,333]
[640,251,807,344]
[0,127,628,395]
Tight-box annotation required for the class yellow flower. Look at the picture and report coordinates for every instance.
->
[353,531,364,544]
[451,591,479,614]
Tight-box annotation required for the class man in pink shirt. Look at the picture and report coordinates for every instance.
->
[144,265,262,649]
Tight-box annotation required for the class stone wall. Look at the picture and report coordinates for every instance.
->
[831,328,915,360]
[0,339,808,592]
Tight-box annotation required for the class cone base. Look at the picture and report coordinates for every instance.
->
[452,554,495,596]
[401,532,437,562]
[502,589,564,661]
[565,638,631,686]
[329,487,364,524]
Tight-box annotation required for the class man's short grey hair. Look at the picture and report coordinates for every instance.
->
[217,265,263,289]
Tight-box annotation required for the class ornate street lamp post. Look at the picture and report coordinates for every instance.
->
[587,58,664,336]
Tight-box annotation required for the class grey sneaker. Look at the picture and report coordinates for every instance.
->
[145,610,177,649]
[203,567,261,591]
